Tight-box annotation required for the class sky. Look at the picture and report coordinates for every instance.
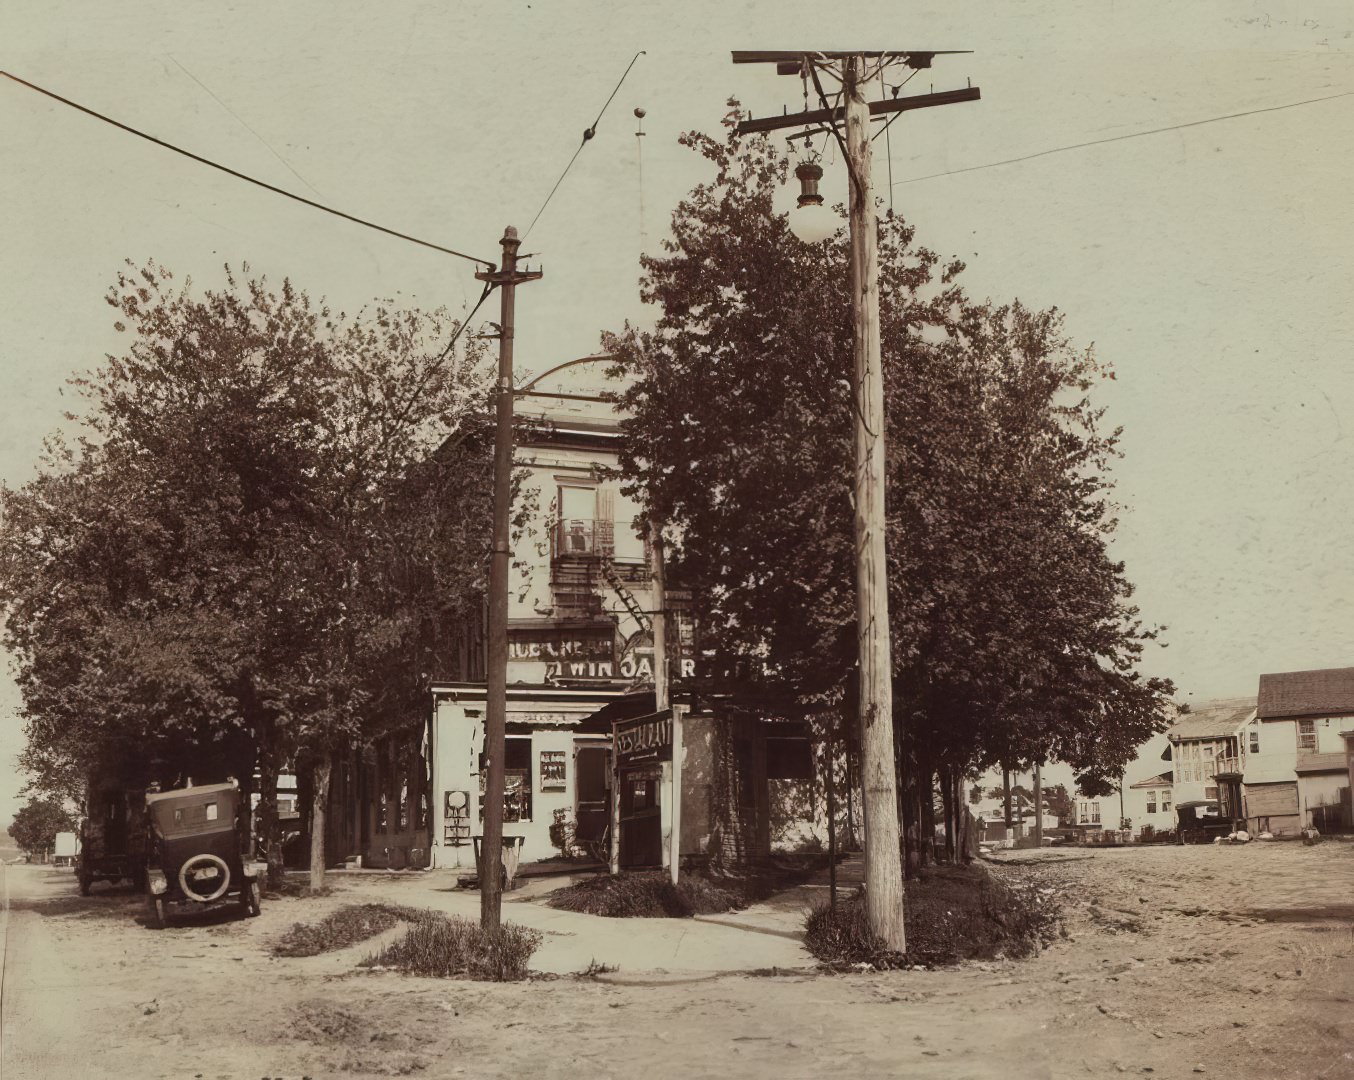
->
[1,1,1351,818]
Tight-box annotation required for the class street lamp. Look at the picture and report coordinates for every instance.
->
[787,157,839,244]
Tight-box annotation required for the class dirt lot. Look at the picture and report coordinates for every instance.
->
[2,842,1351,1080]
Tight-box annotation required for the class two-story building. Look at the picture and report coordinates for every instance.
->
[1125,772,1175,836]
[1164,697,1255,814]
[1247,666,1354,835]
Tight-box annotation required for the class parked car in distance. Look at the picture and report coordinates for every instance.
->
[1174,800,1232,845]
[78,782,148,895]
[144,782,262,928]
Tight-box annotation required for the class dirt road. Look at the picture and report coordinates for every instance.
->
[1,842,1350,1079]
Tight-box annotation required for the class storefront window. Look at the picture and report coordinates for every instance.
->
[480,737,534,823]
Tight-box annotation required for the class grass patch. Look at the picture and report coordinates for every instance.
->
[273,902,434,957]
[804,864,1063,969]
[547,870,749,918]
[364,916,541,981]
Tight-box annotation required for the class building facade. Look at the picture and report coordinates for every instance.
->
[1165,698,1254,806]
[1125,772,1174,836]
[1247,666,1354,834]
[338,356,807,869]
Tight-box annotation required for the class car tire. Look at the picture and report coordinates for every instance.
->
[244,879,261,918]
[78,875,92,897]
[177,854,231,902]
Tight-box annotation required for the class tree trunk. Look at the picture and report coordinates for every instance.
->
[919,754,936,868]
[939,766,955,862]
[845,754,859,851]
[310,756,332,893]
[824,742,837,909]
[1002,765,1013,833]
[257,760,283,888]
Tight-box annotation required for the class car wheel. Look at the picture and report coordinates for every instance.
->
[177,853,231,902]
[244,880,261,918]
[78,875,92,897]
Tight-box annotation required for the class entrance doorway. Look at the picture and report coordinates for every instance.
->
[575,744,611,853]
[618,764,663,868]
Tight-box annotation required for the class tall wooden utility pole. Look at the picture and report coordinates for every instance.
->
[475,226,542,931]
[733,50,979,952]
[842,53,905,949]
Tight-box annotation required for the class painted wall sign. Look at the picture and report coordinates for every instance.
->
[543,651,699,682]
[508,628,614,663]
[614,710,673,766]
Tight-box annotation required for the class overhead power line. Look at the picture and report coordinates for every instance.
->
[894,88,1354,186]
[0,69,494,267]
[522,50,646,241]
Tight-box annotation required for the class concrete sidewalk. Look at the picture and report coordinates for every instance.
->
[322,869,818,978]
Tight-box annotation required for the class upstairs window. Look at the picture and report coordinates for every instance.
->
[1146,792,1157,814]
[1298,719,1317,753]
[1248,728,1260,755]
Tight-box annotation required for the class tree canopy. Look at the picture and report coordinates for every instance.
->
[0,261,494,880]
[10,795,76,856]
[603,118,1174,811]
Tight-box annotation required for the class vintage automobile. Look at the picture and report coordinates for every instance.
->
[77,782,147,895]
[1175,799,1235,845]
[144,782,262,928]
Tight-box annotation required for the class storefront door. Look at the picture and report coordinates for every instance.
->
[618,764,663,868]
[574,745,611,850]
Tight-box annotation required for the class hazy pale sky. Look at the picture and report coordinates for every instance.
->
[2,1,1351,818]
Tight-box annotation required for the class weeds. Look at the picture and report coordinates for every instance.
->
[547,871,747,918]
[273,903,435,957]
[364,916,542,981]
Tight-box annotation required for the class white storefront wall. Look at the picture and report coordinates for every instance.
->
[430,694,615,868]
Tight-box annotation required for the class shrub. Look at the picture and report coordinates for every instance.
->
[273,903,434,957]
[804,865,1063,969]
[548,870,747,918]
[365,916,542,981]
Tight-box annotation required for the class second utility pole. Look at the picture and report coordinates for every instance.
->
[843,55,906,950]
[733,49,980,954]
[476,226,542,931]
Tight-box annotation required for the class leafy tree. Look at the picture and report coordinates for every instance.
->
[0,261,493,888]
[10,796,76,856]
[1042,783,1074,825]
[1075,771,1120,800]
[604,117,1174,866]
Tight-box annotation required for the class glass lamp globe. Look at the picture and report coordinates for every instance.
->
[788,159,838,244]
[788,201,839,244]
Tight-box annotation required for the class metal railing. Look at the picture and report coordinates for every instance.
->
[551,518,615,559]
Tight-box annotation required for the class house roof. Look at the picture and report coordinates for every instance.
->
[1294,752,1349,775]
[1129,772,1173,789]
[1257,667,1354,720]
[1167,698,1255,741]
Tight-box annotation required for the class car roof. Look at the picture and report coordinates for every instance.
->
[145,782,238,804]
